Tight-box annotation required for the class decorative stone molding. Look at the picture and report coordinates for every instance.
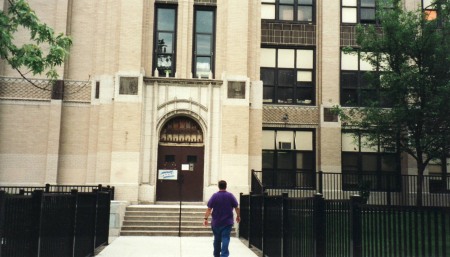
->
[144,77,222,87]
[262,21,316,46]
[263,105,320,126]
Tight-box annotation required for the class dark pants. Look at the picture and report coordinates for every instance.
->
[211,225,232,257]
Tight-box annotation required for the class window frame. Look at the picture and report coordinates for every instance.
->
[153,4,178,77]
[261,0,316,24]
[341,130,401,192]
[192,6,216,79]
[262,128,316,188]
[341,0,391,25]
[261,47,316,105]
[422,0,439,21]
[340,50,390,107]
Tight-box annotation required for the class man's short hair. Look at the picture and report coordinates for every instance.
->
[218,180,227,190]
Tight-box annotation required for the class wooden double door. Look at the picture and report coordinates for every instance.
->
[156,145,204,202]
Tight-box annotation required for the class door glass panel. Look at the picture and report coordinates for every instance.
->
[187,155,197,163]
[165,155,175,162]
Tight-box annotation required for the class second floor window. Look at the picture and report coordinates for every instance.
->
[261,0,315,23]
[261,48,315,105]
[193,7,215,79]
[154,5,177,77]
[340,50,392,107]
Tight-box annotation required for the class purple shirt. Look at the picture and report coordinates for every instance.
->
[207,191,238,227]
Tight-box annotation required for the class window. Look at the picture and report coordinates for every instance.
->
[428,157,449,192]
[262,129,315,188]
[262,0,315,22]
[261,48,315,105]
[341,50,389,107]
[154,5,177,77]
[193,7,215,79]
[423,0,438,21]
[341,0,392,24]
[342,131,400,191]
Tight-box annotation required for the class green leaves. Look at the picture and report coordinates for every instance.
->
[0,0,72,80]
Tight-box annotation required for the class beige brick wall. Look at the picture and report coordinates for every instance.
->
[0,101,51,184]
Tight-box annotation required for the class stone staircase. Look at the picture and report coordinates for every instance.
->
[120,204,237,237]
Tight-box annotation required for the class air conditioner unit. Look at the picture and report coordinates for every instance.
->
[279,142,292,150]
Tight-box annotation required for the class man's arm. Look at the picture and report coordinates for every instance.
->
[235,207,241,223]
[203,207,212,226]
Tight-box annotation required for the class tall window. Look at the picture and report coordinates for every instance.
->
[261,0,315,23]
[193,7,215,79]
[261,48,315,105]
[342,131,400,191]
[262,129,315,188]
[341,0,392,24]
[154,5,177,77]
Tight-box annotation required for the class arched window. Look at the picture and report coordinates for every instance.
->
[160,117,203,143]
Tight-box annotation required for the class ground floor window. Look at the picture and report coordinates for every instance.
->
[428,157,450,193]
[262,129,315,188]
[341,131,401,191]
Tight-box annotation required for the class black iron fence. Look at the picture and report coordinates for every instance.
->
[253,170,449,206]
[239,193,450,257]
[0,184,115,200]
[0,188,111,257]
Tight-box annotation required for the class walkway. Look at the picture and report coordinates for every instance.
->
[96,236,259,257]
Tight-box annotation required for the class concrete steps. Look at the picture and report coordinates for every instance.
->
[120,205,237,237]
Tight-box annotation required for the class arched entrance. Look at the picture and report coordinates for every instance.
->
[156,116,205,202]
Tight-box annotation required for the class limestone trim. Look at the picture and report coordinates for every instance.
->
[157,99,208,111]
[144,77,222,87]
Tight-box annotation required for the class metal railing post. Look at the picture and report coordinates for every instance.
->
[313,193,326,257]
[350,195,363,257]
[281,192,288,257]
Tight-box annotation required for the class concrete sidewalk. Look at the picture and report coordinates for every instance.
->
[96,237,259,257]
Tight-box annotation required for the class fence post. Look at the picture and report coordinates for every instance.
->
[93,189,99,250]
[262,192,267,257]
[350,195,363,257]
[313,193,326,257]
[0,191,5,257]
[318,171,323,194]
[248,191,252,248]
[32,190,44,257]
[45,184,50,193]
[71,190,78,257]
[281,193,288,257]
[387,174,391,206]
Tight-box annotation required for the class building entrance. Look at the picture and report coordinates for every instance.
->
[156,116,204,202]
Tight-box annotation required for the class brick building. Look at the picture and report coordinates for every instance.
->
[0,0,447,203]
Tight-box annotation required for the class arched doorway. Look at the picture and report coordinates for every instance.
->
[156,116,205,202]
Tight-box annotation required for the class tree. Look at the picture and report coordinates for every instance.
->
[336,0,450,206]
[0,0,72,82]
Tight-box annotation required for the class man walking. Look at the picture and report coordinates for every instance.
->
[203,180,240,257]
